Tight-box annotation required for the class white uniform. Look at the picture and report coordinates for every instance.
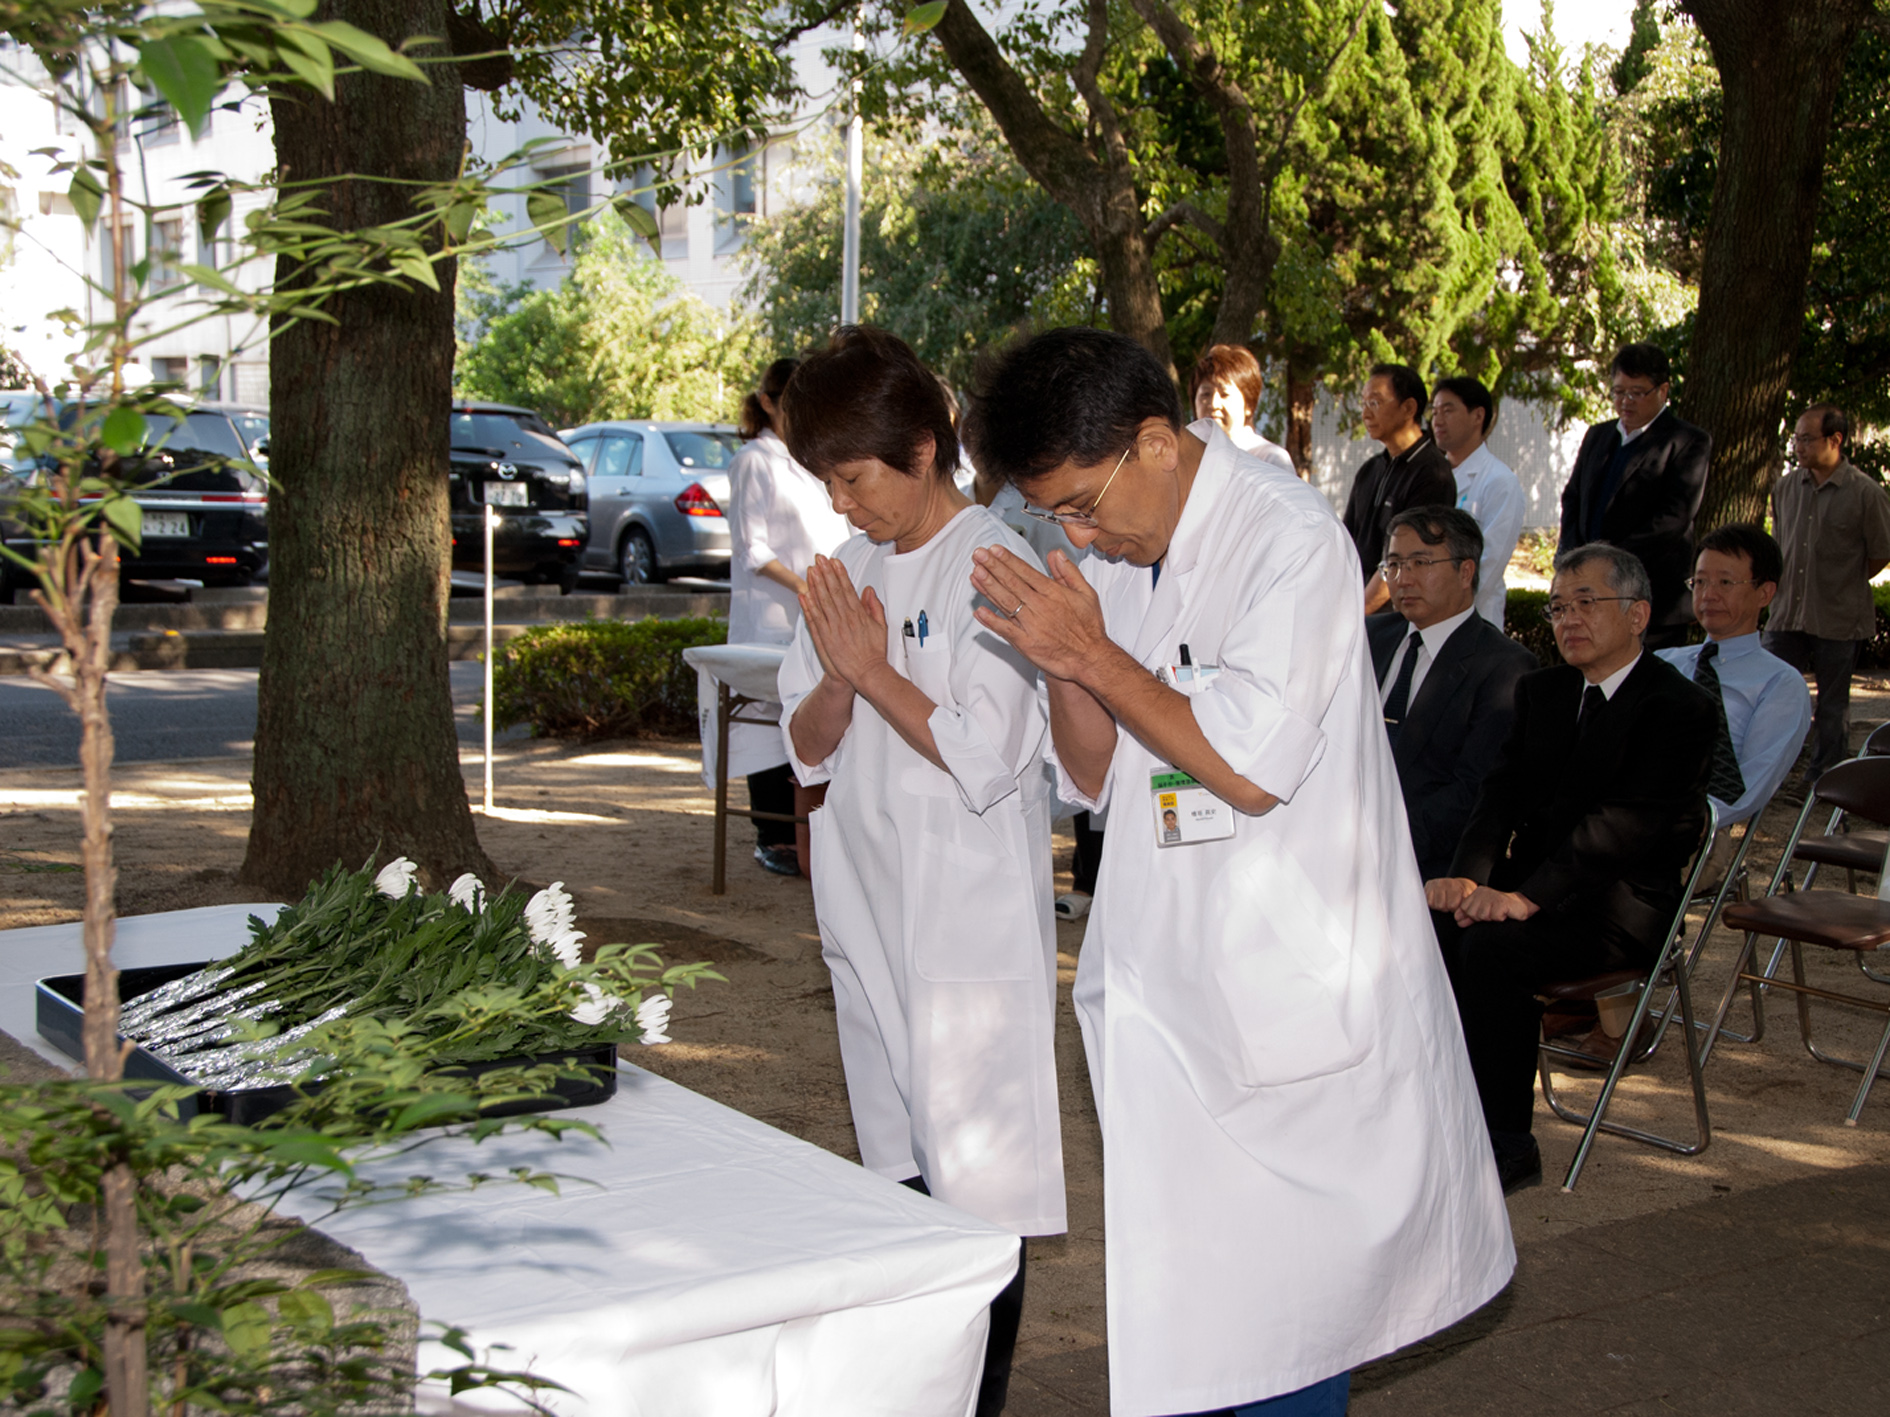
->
[779,505,1067,1237]
[1452,442,1526,629]
[715,430,852,780]
[1056,428,1513,1415]
[1224,419,1298,474]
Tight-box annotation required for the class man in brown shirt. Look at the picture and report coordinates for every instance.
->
[1764,404,1890,778]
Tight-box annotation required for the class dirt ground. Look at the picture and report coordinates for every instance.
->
[7,687,1890,1383]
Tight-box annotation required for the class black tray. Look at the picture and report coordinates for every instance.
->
[36,964,619,1126]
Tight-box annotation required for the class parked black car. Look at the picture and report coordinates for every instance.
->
[1,401,267,598]
[448,402,587,590]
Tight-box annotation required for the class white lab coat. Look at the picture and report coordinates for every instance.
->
[779,505,1067,1237]
[1452,442,1526,629]
[716,430,852,779]
[1055,428,1513,1415]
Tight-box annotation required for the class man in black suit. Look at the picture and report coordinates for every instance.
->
[1557,344,1712,650]
[1427,544,1715,1192]
[1371,508,1538,881]
[1343,362,1457,614]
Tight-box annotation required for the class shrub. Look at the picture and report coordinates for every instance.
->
[1505,588,1561,665]
[494,617,727,739]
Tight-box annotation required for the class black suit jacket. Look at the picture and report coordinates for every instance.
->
[1371,612,1539,881]
[1450,654,1716,950]
[1558,406,1712,629]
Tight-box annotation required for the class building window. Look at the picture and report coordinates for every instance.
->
[714,144,760,255]
[150,215,185,290]
[151,356,189,387]
[198,356,222,399]
[101,221,137,293]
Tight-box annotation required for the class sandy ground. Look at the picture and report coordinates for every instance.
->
[7,688,1890,1384]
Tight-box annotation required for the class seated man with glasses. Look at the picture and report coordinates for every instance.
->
[1557,343,1712,650]
[1426,544,1715,1193]
[1371,507,1538,880]
[1656,525,1810,825]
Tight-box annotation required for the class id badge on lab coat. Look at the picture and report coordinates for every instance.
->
[1151,770,1235,847]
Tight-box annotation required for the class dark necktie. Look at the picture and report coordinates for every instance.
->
[1693,643,1748,803]
[1577,683,1606,735]
[1382,633,1423,744]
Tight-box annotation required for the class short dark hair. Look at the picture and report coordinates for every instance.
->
[1696,523,1784,587]
[1369,363,1428,417]
[965,327,1181,485]
[1611,343,1671,385]
[1431,375,1495,435]
[779,327,959,482]
[739,356,800,439]
[1191,344,1264,411]
[1387,506,1485,591]
[1803,402,1851,442]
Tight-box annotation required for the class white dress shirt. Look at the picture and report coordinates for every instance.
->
[1378,605,1478,708]
[1451,443,1525,630]
[1587,653,1642,710]
[1657,632,1813,822]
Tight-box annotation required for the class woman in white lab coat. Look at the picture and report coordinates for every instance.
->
[725,359,853,876]
[776,326,1065,1417]
[965,328,1512,1417]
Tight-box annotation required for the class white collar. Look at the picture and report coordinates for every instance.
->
[1449,441,1495,477]
[1404,604,1477,660]
[1616,405,1667,446]
[1589,652,1642,702]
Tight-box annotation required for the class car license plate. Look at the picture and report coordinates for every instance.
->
[484,482,529,507]
[141,510,190,539]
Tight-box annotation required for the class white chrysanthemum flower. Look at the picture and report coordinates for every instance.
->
[546,927,585,971]
[447,873,486,912]
[523,882,576,944]
[373,857,418,898]
[635,993,672,1046]
[569,983,617,1028]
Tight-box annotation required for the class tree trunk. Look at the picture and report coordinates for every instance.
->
[1682,0,1873,529]
[244,0,492,895]
[1285,364,1317,479]
[929,0,1173,373]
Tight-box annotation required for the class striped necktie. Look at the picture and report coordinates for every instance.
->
[1693,643,1747,802]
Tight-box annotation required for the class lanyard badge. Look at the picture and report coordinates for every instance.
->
[1151,769,1236,847]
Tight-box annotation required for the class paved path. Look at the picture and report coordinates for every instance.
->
[1007,1161,1890,1415]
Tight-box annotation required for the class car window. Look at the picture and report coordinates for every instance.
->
[450,410,574,462]
[662,430,739,470]
[145,412,249,460]
[4,393,50,428]
[565,436,597,471]
[595,434,643,478]
[230,412,269,451]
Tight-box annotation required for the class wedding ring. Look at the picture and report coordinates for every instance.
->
[1013,602,1027,618]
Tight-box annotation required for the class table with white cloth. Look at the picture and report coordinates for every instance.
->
[683,642,799,894]
[0,906,1020,1416]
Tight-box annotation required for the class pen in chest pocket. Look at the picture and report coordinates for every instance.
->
[917,610,930,647]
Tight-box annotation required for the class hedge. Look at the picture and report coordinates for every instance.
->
[1505,583,1890,670]
[493,616,727,739]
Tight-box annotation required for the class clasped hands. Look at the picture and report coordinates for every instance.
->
[800,555,894,694]
[969,546,1110,682]
[1425,877,1539,927]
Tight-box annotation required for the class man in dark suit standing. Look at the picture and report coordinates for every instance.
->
[1371,507,1538,880]
[1343,362,1457,615]
[1557,344,1712,650]
[1427,544,1715,1192]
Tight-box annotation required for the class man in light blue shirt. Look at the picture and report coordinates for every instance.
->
[1656,524,1811,823]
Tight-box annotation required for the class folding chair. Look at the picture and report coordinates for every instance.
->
[1537,804,1719,1192]
[1789,724,1890,899]
[1643,802,1770,1052]
[1707,756,1890,1126]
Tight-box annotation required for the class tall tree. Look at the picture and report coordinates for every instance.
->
[1681,0,1882,527]
[244,0,485,893]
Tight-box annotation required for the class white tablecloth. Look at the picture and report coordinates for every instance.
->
[683,643,793,786]
[0,906,1018,1416]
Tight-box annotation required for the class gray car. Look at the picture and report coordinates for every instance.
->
[560,421,740,583]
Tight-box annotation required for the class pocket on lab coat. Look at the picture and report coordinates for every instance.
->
[903,638,953,706]
[908,815,1037,985]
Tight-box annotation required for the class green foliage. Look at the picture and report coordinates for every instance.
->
[1504,587,1562,667]
[740,127,1094,386]
[455,213,757,428]
[1863,582,1890,672]
[494,615,728,739]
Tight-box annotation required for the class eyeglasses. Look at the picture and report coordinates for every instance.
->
[1379,556,1462,579]
[1023,443,1133,528]
[1546,595,1636,623]
[1685,576,1759,592]
[1610,385,1662,404]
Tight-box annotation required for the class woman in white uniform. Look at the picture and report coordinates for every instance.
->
[1190,343,1297,473]
[776,326,1066,1417]
[726,358,853,875]
[964,328,1513,1417]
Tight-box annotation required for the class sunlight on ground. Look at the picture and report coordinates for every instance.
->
[475,804,622,825]
[559,751,702,773]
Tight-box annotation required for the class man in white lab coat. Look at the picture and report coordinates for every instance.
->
[963,328,1513,1417]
